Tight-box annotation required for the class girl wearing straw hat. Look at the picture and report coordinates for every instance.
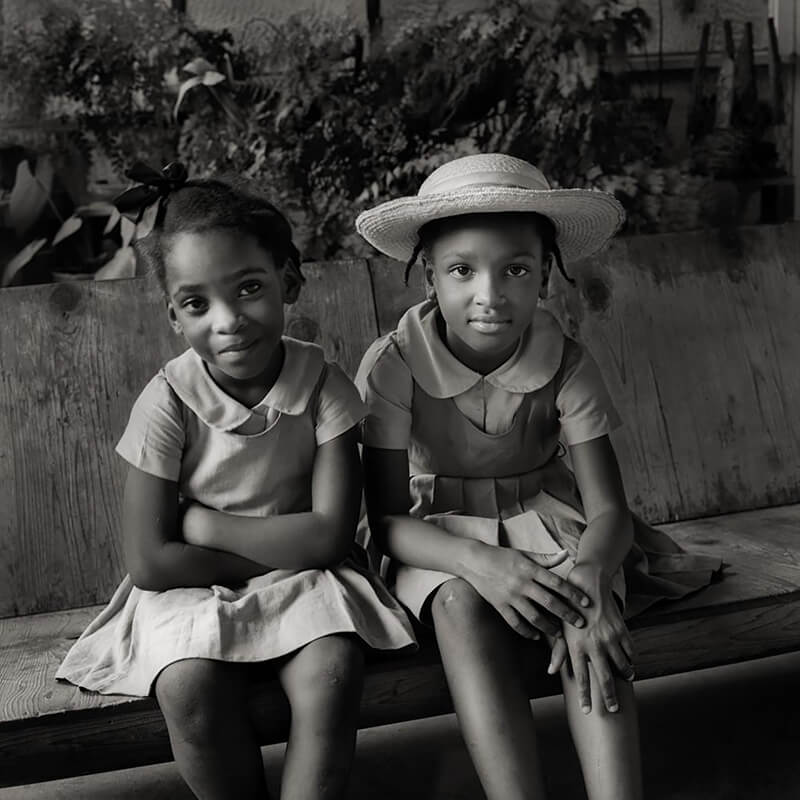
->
[355,153,721,800]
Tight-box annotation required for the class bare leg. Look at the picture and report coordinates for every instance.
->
[155,659,269,800]
[277,635,364,800]
[431,578,547,800]
[562,667,643,800]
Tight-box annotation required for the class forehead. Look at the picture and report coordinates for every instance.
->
[425,213,545,257]
[165,229,277,288]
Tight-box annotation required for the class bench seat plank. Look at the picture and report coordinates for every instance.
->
[2,504,800,786]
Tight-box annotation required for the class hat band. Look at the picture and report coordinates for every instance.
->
[419,169,551,196]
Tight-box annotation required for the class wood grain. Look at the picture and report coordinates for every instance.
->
[0,278,184,619]
[3,505,800,785]
[545,224,800,523]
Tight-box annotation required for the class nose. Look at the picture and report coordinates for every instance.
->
[474,272,504,307]
[210,300,245,334]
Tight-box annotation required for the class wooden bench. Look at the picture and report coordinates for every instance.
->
[2,224,800,787]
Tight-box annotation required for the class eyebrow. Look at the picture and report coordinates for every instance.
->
[172,267,268,296]
[439,251,539,262]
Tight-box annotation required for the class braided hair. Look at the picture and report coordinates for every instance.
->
[120,169,302,293]
[403,212,575,287]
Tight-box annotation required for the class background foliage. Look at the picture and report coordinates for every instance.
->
[0,0,785,281]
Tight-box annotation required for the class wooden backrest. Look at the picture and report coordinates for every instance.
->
[1,224,798,617]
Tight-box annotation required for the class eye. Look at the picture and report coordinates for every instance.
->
[181,297,207,314]
[507,264,530,277]
[448,264,473,278]
[239,280,263,297]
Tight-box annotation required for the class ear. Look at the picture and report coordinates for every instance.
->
[281,261,303,305]
[166,301,183,335]
[423,261,437,301]
[539,257,553,300]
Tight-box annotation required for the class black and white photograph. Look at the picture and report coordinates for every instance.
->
[1,1,799,798]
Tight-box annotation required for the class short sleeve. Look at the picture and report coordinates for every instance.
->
[354,336,413,450]
[116,373,185,480]
[556,339,622,446]
[314,363,367,445]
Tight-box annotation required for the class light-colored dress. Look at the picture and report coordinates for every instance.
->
[56,337,417,697]
[356,300,722,622]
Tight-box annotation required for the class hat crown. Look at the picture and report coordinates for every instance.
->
[418,154,551,197]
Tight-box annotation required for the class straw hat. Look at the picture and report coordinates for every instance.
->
[355,153,626,263]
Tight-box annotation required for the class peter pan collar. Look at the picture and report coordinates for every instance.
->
[163,336,325,431]
[395,300,565,398]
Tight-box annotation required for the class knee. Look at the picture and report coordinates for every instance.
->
[430,578,493,633]
[289,637,364,718]
[155,660,239,744]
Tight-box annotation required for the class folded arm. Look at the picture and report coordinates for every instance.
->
[182,427,362,570]
[122,465,266,591]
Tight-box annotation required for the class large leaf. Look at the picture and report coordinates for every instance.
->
[8,158,54,236]
[52,215,83,246]
[183,57,216,75]
[94,246,135,281]
[120,216,136,248]
[174,74,204,119]
[1,238,47,287]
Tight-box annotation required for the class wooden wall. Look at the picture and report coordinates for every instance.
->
[1,224,799,618]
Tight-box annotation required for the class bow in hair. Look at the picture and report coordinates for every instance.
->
[114,161,189,224]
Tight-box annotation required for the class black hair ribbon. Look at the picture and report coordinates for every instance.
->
[113,161,189,224]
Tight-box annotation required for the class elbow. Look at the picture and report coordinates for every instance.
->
[127,555,172,592]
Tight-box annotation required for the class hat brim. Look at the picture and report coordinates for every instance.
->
[356,187,625,263]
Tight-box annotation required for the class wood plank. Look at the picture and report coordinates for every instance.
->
[545,223,800,523]
[0,263,379,618]
[3,506,800,785]
[367,256,425,336]
[286,259,379,378]
[3,594,800,786]
[0,278,184,619]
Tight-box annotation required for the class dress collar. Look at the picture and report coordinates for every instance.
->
[163,337,325,431]
[395,300,564,398]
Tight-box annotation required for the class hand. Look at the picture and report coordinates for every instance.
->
[558,562,635,714]
[462,544,591,639]
[181,502,217,548]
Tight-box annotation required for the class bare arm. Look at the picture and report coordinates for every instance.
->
[363,445,589,637]
[556,434,636,713]
[122,465,267,592]
[183,428,362,570]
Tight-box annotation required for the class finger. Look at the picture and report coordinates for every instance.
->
[526,548,569,568]
[590,656,620,713]
[573,653,591,713]
[607,641,635,681]
[548,635,568,675]
[519,559,592,610]
[501,606,543,641]
[513,596,562,638]
[523,584,586,630]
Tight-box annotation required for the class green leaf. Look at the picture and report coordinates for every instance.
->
[1,238,47,287]
[8,158,54,237]
[52,215,83,246]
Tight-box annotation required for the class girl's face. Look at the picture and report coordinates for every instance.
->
[424,214,548,374]
[165,229,295,403]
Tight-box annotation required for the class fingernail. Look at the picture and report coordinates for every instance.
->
[581,705,591,714]
[627,672,636,682]
[548,664,556,675]
[609,704,619,712]
[580,597,590,607]
[575,618,585,627]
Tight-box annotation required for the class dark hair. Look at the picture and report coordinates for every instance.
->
[134,178,302,292]
[403,211,574,286]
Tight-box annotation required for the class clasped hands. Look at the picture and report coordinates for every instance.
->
[463,543,635,714]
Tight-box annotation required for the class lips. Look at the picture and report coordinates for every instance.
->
[468,317,511,334]
[218,339,257,355]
